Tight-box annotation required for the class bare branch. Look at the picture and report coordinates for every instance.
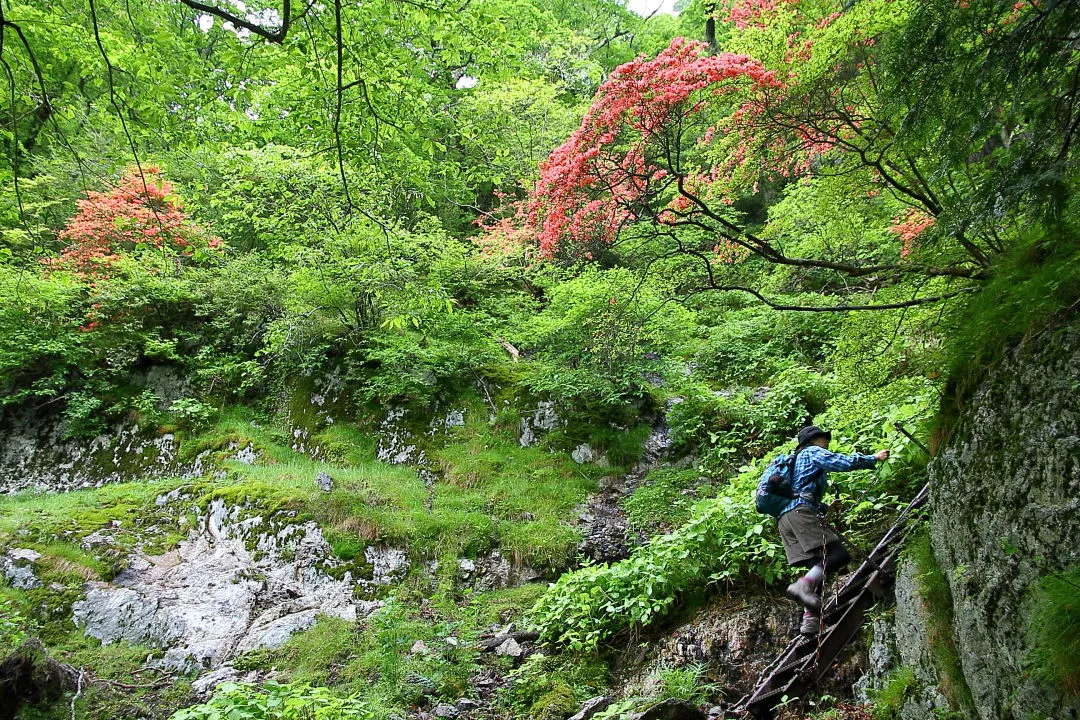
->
[685,283,977,312]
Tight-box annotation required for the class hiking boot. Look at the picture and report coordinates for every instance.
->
[786,578,822,611]
[800,611,820,635]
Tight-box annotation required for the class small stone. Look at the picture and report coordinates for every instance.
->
[445,636,459,647]
[572,443,595,464]
[235,444,258,465]
[410,640,428,654]
[455,698,480,711]
[495,637,522,657]
[315,471,334,493]
[433,704,460,718]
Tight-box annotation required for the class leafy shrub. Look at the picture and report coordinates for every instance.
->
[0,598,32,652]
[168,398,214,430]
[691,303,841,386]
[63,391,108,438]
[529,469,786,651]
[170,681,373,720]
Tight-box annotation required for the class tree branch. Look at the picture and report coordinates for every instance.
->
[176,0,292,43]
[686,283,977,312]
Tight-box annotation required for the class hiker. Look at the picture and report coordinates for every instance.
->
[779,425,889,635]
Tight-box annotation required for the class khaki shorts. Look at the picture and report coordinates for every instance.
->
[778,505,842,565]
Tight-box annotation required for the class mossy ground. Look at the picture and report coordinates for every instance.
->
[620,468,713,537]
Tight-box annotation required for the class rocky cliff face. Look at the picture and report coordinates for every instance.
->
[873,326,1080,720]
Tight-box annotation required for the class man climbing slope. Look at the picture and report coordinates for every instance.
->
[779,425,889,635]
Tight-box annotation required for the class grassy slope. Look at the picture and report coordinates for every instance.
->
[0,403,621,720]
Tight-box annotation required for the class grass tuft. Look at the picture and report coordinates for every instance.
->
[906,530,974,714]
[1027,567,1080,698]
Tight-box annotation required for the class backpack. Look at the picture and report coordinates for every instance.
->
[754,451,800,518]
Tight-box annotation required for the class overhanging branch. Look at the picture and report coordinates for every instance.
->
[687,283,977,312]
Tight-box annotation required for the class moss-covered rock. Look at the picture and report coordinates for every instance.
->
[886,325,1080,720]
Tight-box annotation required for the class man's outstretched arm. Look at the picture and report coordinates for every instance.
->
[806,445,889,472]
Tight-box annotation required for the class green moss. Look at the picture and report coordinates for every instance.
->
[0,478,194,555]
[621,469,706,536]
[498,652,610,719]
[1027,567,1080,698]
[530,683,578,719]
[906,530,975,714]
[235,615,359,686]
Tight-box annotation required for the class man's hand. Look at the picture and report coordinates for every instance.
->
[874,449,890,461]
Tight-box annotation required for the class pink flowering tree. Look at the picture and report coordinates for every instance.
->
[479,36,986,311]
[518,38,782,262]
[481,3,1028,309]
[45,168,222,279]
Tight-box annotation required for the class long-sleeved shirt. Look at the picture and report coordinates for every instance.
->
[780,445,877,517]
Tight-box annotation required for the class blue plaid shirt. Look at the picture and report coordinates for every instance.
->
[779,445,877,517]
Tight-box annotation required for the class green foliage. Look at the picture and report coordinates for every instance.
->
[653,662,716,704]
[171,681,373,720]
[1027,567,1080,698]
[513,267,694,409]
[870,667,918,720]
[168,398,214,430]
[0,598,32,652]
[529,475,786,650]
[938,225,1080,435]
[690,303,841,386]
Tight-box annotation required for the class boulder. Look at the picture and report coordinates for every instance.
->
[0,549,41,590]
[72,500,367,671]
[495,638,522,657]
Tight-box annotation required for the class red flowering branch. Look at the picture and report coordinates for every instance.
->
[524,38,782,259]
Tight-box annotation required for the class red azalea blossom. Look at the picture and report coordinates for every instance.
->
[43,168,222,278]
[515,38,782,258]
[889,208,936,257]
